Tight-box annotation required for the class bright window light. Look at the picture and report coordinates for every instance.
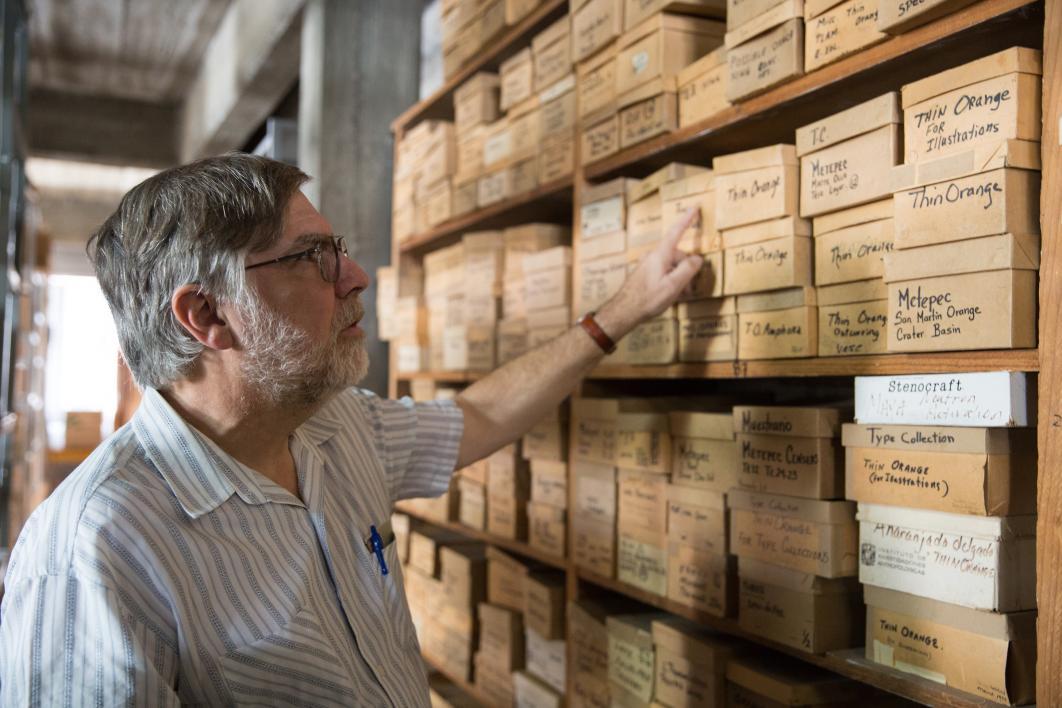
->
[44,275,120,450]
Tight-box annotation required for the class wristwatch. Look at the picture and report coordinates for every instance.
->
[577,311,617,354]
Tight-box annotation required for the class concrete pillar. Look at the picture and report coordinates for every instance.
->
[299,0,421,397]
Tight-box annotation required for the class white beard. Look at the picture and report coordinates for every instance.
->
[237,292,368,408]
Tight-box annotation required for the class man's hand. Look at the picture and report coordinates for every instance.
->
[596,207,705,340]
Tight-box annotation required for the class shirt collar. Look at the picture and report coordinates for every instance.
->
[132,388,341,519]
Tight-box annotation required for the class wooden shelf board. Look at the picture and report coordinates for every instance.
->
[396,503,568,570]
[574,568,1011,708]
[398,176,573,254]
[391,0,568,132]
[590,349,1040,379]
[583,0,1043,180]
[423,652,492,707]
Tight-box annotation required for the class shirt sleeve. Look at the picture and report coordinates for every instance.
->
[0,574,181,707]
[364,393,465,503]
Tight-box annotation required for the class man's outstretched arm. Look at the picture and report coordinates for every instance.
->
[454,209,703,468]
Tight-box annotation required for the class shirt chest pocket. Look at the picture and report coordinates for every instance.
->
[217,603,358,705]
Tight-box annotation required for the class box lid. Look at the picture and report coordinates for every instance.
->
[722,218,811,249]
[500,47,532,74]
[667,484,726,511]
[629,163,709,204]
[803,0,845,18]
[618,75,679,109]
[455,71,501,101]
[891,139,1041,191]
[736,287,817,313]
[577,39,618,77]
[738,557,861,594]
[841,423,1033,454]
[729,488,856,524]
[713,143,798,174]
[607,613,667,647]
[724,0,803,49]
[532,15,570,54]
[856,502,1036,539]
[531,458,568,477]
[726,652,864,703]
[584,176,637,204]
[677,45,728,87]
[620,12,727,51]
[669,411,735,439]
[901,47,1043,110]
[816,279,888,306]
[572,459,617,479]
[864,585,1036,639]
[650,616,741,666]
[497,317,530,334]
[812,199,893,237]
[883,232,1040,282]
[796,93,900,156]
[523,246,574,273]
[540,72,576,103]
[616,411,670,432]
[676,295,738,319]
[733,405,845,437]
[573,397,621,420]
[660,170,715,202]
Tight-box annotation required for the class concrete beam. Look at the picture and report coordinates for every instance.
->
[27,88,178,168]
[178,0,305,163]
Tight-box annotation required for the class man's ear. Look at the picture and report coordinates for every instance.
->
[171,285,236,350]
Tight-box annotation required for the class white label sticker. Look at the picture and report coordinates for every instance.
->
[632,51,650,75]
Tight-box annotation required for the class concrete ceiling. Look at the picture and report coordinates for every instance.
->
[27,0,306,169]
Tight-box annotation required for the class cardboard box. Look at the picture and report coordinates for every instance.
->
[843,423,1036,516]
[736,287,818,360]
[814,217,893,286]
[505,224,569,273]
[528,501,567,557]
[733,404,844,438]
[509,102,543,161]
[626,0,727,29]
[737,432,843,499]
[478,602,525,672]
[713,144,799,230]
[530,459,568,508]
[616,13,725,96]
[540,132,576,181]
[893,168,1040,250]
[876,0,977,31]
[671,545,737,618]
[737,557,864,652]
[497,318,530,364]
[570,599,613,686]
[573,460,617,521]
[857,502,1036,611]
[452,175,478,216]
[677,46,729,127]
[726,653,868,705]
[501,48,535,110]
[727,14,804,101]
[442,324,495,371]
[575,252,628,313]
[660,170,719,252]
[729,489,858,577]
[669,411,738,492]
[511,153,541,195]
[478,167,514,206]
[865,585,1036,705]
[525,570,567,640]
[727,0,790,31]
[886,269,1037,352]
[514,671,563,708]
[455,71,501,131]
[608,614,665,702]
[652,617,743,706]
[457,477,486,530]
[577,43,619,122]
[573,514,617,576]
[526,626,567,693]
[618,468,668,534]
[724,234,813,295]
[677,297,738,362]
[573,397,620,465]
[489,494,529,540]
[799,123,901,217]
[617,526,668,595]
[486,546,533,612]
[507,0,542,23]
[533,17,573,92]
[523,409,569,462]
[853,371,1033,427]
[805,0,887,72]
[409,528,478,578]
[817,283,888,357]
[440,543,487,612]
[618,79,678,148]
[667,485,727,554]
[475,654,516,705]
[615,412,671,472]
[582,177,630,237]
[581,112,620,164]
[541,74,577,137]
[573,0,624,62]
[525,269,572,313]
[615,316,679,365]
[902,48,1042,164]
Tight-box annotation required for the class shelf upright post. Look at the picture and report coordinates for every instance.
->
[1036,0,1060,703]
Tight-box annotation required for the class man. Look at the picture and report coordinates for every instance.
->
[0,154,702,705]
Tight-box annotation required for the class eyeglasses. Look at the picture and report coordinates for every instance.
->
[245,235,349,283]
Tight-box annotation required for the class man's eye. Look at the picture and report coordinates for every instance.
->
[297,247,320,261]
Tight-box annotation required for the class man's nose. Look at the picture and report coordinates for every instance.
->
[337,252,370,296]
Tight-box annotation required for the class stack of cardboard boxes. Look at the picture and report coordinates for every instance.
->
[884,48,1041,353]
[453,72,502,216]
[376,262,429,374]
[527,413,570,558]
[488,443,532,540]
[500,224,571,364]
[519,571,568,704]
[441,0,516,79]
[728,405,864,653]
[458,459,490,530]
[607,613,666,705]
[574,178,633,327]
[441,234,504,372]
[796,93,900,357]
[570,398,622,578]
[849,371,1037,705]
[676,45,730,128]
[725,0,804,101]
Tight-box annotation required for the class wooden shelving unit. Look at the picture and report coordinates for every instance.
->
[388,0,1060,704]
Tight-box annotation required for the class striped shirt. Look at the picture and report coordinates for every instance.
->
[0,387,463,706]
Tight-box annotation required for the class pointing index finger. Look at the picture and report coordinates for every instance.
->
[659,207,700,257]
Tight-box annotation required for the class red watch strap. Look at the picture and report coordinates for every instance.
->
[578,311,617,354]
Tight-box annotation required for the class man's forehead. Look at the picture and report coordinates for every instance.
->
[279,191,334,244]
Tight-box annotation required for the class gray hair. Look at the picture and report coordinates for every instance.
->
[88,153,309,390]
